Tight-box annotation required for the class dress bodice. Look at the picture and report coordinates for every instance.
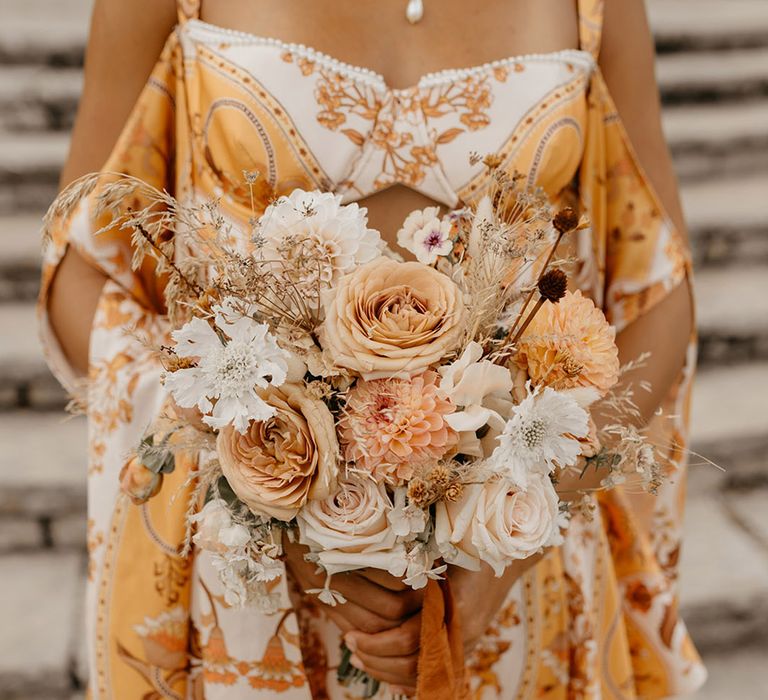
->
[179,19,594,218]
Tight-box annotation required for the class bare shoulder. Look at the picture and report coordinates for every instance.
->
[599,0,686,235]
[60,0,177,186]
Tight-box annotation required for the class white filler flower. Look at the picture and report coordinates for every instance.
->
[487,384,589,488]
[165,301,289,433]
[396,206,454,265]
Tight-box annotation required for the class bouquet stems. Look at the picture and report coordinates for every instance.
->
[338,642,381,698]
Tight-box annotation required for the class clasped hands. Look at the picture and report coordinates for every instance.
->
[284,539,537,694]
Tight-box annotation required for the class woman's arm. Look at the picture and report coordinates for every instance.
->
[558,0,693,499]
[48,0,177,375]
[345,0,694,689]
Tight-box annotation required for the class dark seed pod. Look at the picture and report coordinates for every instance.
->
[553,207,579,234]
[538,268,568,303]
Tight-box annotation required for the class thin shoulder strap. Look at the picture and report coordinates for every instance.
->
[176,0,202,24]
[577,0,605,59]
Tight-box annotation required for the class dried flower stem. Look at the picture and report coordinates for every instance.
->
[133,220,203,297]
[494,213,578,362]
[506,229,565,337]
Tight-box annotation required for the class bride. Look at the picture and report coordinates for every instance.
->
[42,0,706,697]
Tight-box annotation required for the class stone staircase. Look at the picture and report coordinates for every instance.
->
[1,0,767,697]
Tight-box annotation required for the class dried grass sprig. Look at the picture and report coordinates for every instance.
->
[459,163,557,348]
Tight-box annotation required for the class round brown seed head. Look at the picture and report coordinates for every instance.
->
[538,268,568,303]
[553,207,579,234]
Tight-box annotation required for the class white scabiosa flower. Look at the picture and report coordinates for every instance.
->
[487,383,589,488]
[396,206,454,265]
[164,299,289,434]
[258,189,382,291]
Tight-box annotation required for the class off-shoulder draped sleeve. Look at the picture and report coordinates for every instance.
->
[37,33,201,699]
[570,3,703,693]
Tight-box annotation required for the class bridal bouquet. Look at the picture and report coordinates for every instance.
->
[102,155,662,673]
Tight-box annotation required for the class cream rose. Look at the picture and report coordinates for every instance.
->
[435,473,564,576]
[319,257,466,379]
[297,476,408,576]
[217,383,339,521]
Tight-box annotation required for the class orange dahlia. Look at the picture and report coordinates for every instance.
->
[515,290,620,396]
[340,371,458,484]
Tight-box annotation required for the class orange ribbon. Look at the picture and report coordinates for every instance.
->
[415,577,468,699]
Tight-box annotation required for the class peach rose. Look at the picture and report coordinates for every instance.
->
[435,473,564,576]
[217,383,339,521]
[319,257,466,379]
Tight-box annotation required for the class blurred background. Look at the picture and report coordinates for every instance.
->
[0,0,766,697]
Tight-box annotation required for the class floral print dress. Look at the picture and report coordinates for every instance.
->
[38,0,706,697]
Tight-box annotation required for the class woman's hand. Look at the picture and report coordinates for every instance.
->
[283,538,424,636]
[343,555,544,694]
[450,559,539,654]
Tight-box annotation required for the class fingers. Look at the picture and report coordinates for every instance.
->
[336,573,423,620]
[283,541,422,621]
[350,648,419,689]
[324,598,402,635]
[357,568,411,591]
[343,614,422,692]
[345,613,421,657]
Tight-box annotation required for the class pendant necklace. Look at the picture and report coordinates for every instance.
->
[406,0,424,24]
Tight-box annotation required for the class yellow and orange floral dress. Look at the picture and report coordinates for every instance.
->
[38,0,706,697]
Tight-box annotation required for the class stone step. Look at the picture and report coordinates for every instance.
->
[0,65,82,132]
[0,131,69,214]
[691,363,768,446]
[689,647,768,700]
[695,267,768,366]
[688,361,768,495]
[648,0,768,52]
[0,0,765,68]
[679,492,768,654]
[0,498,764,697]
[0,411,87,521]
[1,106,765,216]
[681,174,768,267]
[2,522,760,695]
[0,551,85,698]
[0,410,87,556]
[657,46,768,104]
[664,99,768,181]
[0,0,92,67]
[0,214,44,302]
[0,302,69,409]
